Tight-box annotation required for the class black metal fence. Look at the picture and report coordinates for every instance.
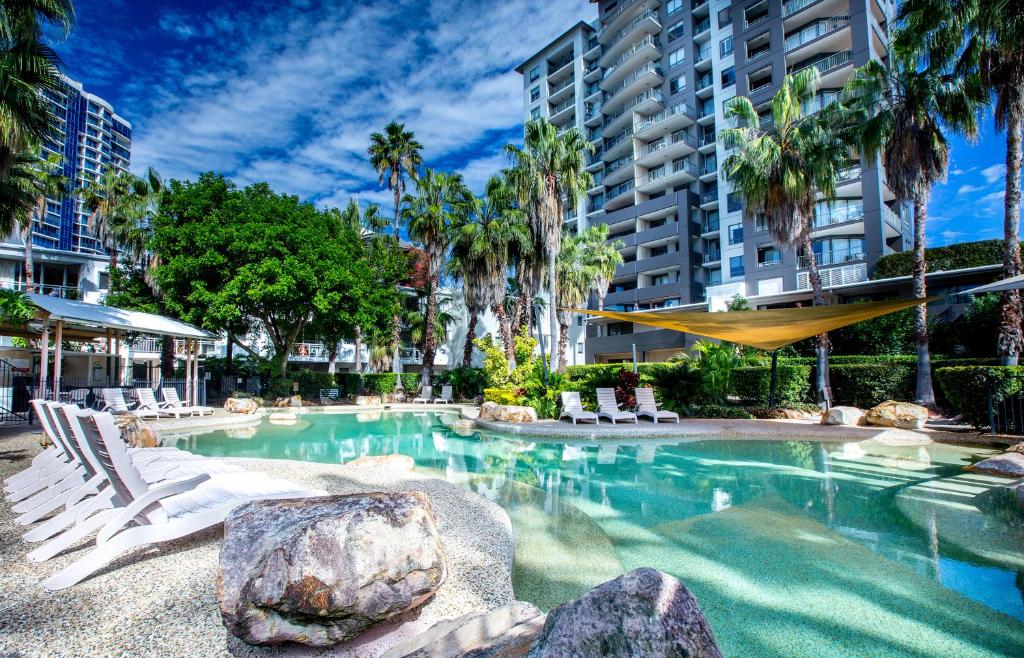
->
[988,375,1024,435]
[14,377,207,419]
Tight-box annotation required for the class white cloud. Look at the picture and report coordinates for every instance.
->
[981,164,1006,184]
[956,184,985,195]
[981,190,1006,203]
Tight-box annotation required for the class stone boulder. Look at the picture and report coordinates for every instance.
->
[219,492,446,646]
[821,406,867,426]
[346,454,415,471]
[114,414,158,448]
[479,401,499,420]
[224,397,259,415]
[267,411,299,425]
[968,452,1024,478]
[491,405,538,424]
[528,567,721,658]
[353,395,383,406]
[381,601,545,658]
[865,400,929,430]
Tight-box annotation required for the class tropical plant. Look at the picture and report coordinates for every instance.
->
[554,231,594,369]
[82,167,149,272]
[842,35,982,405]
[672,340,747,404]
[337,198,389,375]
[0,288,34,326]
[9,150,65,291]
[504,118,594,370]
[404,293,456,351]
[580,223,624,311]
[403,168,473,386]
[901,0,1024,365]
[721,68,848,404]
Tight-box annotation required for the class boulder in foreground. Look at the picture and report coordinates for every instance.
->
[866,400,928,429]
[224,397,259,414]
[969,452,1024,478]
[821,406,866,426]
[480,403,538,423]
[218,492,446,646]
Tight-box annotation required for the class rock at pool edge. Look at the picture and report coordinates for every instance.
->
[218,492,447,646]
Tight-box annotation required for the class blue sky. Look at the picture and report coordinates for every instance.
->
[54,0,1011,246]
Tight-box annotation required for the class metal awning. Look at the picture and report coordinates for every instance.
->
[19,293,214,339]
[965,273,1024,295]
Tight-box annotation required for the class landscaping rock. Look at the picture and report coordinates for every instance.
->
[346,454,415,471]
[1007,442,1024,454]
[866,400,929,430]
[968,452,1024,478]
[528,567,721,658]
[114,415,158,448]
[267,411,298,425]
[381,601,545,658]
[491,405,538,424]
[224,397,259,414]
[218,492,446,646]
[460,406,481,420]
[447,418,476,432]
[353,395,383,406]
[479,401,498,420]
[821,406,867,426]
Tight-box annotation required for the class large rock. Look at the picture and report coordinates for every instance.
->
[865,400,929,430]
[821,406,867,426]
[353,395,383,406]
[114,414,158,448]
[968,452,1024,478]
[479,401,498,420]
[491,405,538,424]
[224,397,259,414]
[528,568,721,658]
[381,601,545,658]
[218,492,447,646]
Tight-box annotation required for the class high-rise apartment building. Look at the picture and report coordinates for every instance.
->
[517,0,909,363]
[0,75,131,301]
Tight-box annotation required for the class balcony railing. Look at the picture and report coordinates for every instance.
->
[813,203,864,228]
[635,101,696,133]
[605,154,634,175]
[696,45,712,61]
[883,203,909,234]
[605,36,660,78]
[799,247,864,269]
[785,16,851,52]
[838,164,862,181]
[1,280,83,299]
[602,0,644,27]
[550,97,576,115]
[641,159,698,185]
[783,0,818,18]
[701,161,717,176]
[588,197,606,212]
[698,132,716,147]
[703,250,722,263]
[696,73,713,90]
[606,62,663,98]
[636,131,696,158]
[606,180,635,200]
[702,218,720,233]
[604,126,634,152]
[701,190,719,204]
[606,10,660,51]
[549,75,576,95]
[694,17,710,33]
[801,90,841,115]
[792,50,853,77]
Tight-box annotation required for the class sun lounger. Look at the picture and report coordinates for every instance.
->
[41,410,326,590]
[160,387,215,416]
[102,388,160,418]
[634,388,680,423]
[434,385,453,404]
[134,388,177,418]
[413,386,433,403]
[559,391,599,424]
[595,388,638,424]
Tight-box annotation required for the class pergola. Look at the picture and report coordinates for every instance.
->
[2,293,215,405]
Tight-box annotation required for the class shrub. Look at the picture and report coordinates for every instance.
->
[435,367,486,400]
[361,373,420,395]
[827,363,914,408]
[483,387,524,405]
[730,365,812,406]
[935,366,1024,429]
[335,373,361,396]
[683,404,755,419]
[871,239,1012,279]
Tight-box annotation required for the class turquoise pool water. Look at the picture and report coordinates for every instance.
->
[167,411,1024,657]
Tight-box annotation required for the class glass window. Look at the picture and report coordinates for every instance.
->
[666,0,683,17]
[529,66,540,82]
[530,107,541,120]
[720,36,734,57]
[728,223,743,244]
[670,75,686,94]
[668,48,686,68]
[668,21,685,41]
[530,86,540,102]
[729,255,745,277]
[721,66,736,87]
[718,7,733,27]
[758,245,781,266]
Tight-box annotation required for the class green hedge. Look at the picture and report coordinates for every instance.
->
[730,365,812,406]
[684,404,755,419]
[562,363,700,408]
[361,373,420,395]
[871,239,1014,279]
[935,366,1024,428]
[827,363,914,408]
[434,367,487,400]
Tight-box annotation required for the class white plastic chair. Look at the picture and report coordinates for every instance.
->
[559,392,599,424]
[434,385,453,404]
[412,386,432,404]
[635,388,680,423]
[160,387,214,416]
[595,388,638,424]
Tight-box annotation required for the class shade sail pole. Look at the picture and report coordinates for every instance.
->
[768,350,778,408]
[38,321,49,399]
[53,320,63,399]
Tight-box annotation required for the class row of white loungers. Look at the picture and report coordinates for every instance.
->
[558,388,680,425]
[412,385,453,404]
[101,388,215,418]
[5,400,324,591]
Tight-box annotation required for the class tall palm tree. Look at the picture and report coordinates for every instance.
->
[721,69,847,404]
[504,119,593,370]
[338,198,388,375]
[0,0,74,177]
[403,168,473,387]
[368,121,423,380]
[82,167,148,272]
[18,150,66,292]
[555,231,595,369]
[579,223,624,311]
[843,37,981,405]
[449,174,530,366]
[901,0,1024,364]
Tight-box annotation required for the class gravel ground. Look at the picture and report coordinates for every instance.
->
[0,427,515,657]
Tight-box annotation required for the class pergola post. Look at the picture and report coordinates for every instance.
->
[38,321,49,399]
[114,330,123,386]
[192,339,200,406]
[53,320,63,400]
[184,339,192,406]
[105,329,112,386]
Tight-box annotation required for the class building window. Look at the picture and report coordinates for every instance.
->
[758,245,781,267]
[668,47,686,68]
[718,7,732,27]
[577,341,584,354]
[720,36,734,57]
[721,66,735,87]
[649,244,669,257]
[708,269,722,286]
[745,1,768,28]
[726,192,743,213]
[728,223,743,244]
[529,66,540,82]
[666,0,683,17]
[668,20,685,41]
[608,322,634,336]
[670,75,686,94]
[730,255,745,278]
[530,107,541,120]
[530,86,540,102]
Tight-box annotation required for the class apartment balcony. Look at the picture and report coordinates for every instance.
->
[702,250,722,265]
[603,126,635,161]
[799,247,865,269]
[604,89,664,134]
[635,131,697,167]
[786,15,851,54]
[636,220,679,244]
[797,262,868,290]
[584,81,602,99]
[549,96,576,123]
[634,101,695,139]
[547,58,575,84]
[600,9,661,59]
[601,0,659,35]
[700,189,719,207]
[604,179,636,211]
[836,164,863,195]
[701,217,720,235]
[584,36,602,61]
[602,35,661,89]
[695,45,713,72]
[584,61,602,83]
[548,75,577,104]
[588,172,605,193]
[811,203,864,232]
[791,50,854,87]
[695,74,715,99]
[584,105,604,127]
[638,159,699,194]
[697,132,717,152]
[801,90,841,116]
[693,17,711,40]
[636,252,682,273]
[699,162,718,182]
[602,155,635,188]
[588,196,606,213]
[602,63,663,114]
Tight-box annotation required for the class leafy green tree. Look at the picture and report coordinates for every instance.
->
[14,150,66,292]
[0,289,34,326]
[581,223,623,311]
[505,118,594,370]
[721,68,848,403]
[82,167,150,272]
[843,34,981,405]
[555,231,594,369]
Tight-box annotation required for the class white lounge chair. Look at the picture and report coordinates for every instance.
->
[559,392,599,424]
[595,388,638,424]
[434,385,453,404]
[635,388,680,423]
[102,388,160,418]
[134,388,177,418]
[41,410,326,590]
[412,386,433,404]
[160,387,214,416]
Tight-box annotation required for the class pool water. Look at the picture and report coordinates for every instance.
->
[166,411,1024,657]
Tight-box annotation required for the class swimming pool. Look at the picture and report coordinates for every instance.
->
[166,410,1024,657]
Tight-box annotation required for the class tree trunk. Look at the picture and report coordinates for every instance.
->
[547,250,559,371]
[802,237,831,406]
[277,348,290,378]
[392,183,405,381]
[597,291,605,311]
[22,224,34,293]
[999,110,1023,365]
[225,333,234,375]
[557,318,570,370]
[912,190,935,407]
[421,273,439,389]
[160,337,175,379]
[327,342,338,375]
[354,325,362,375]
[108,252,118,281]
[493,301,516,368]
[462,314,477,367]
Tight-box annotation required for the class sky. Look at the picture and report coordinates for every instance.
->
[53,0,1012,246]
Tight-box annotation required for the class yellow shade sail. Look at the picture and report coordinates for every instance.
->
[574,297,937,351]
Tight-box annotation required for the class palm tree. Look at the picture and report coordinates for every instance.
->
[82,167,148,272]
[404,295,457,354]
[579,223,624,311]
[18,150,66,292]
[0,0,74,177]
[721,69,848,404]
[555,232,595,369]
[338,198,388,375]
[504,119,594,370]
[403,168,473,387]
[901,0,1024,365]
[843,38,981,405]
[449,174,530,366]
[368,121,423,380]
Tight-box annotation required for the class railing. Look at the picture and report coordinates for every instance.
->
[588,198,606,212]
[635,101,696,133]
[606,180,635,199]
[605,36,659,78]
[606,89,664,125]
[585,62,601,76]
[703,250,722,263]
[883,204,907,233]
[290,342,331,359]
[783,0,818,18]
[549,75,576,95]
[606,63,663,99]
[602,0,644,27]
[745,9,768,28]
[813,203,864,228]
[694,17,710,33]
[702,218,720,233]
[605,154,634,175]
[792,50,853,77]
[701,190,719,204]
[701,160,717,176]
[758,253,782,268]
[786,16,851,52]
[839,164,862,181]
[987,373,1024,435]
[606,10,660,51]
[749,79,774,95]
[696,74,713,90]
[696,45,712,62]
[604,126,634,152]
[636,131,696,158]
[640,160,698,185]
[550,97,576,115]
[799,247,864,269]
[1,280,83,299]
[698,132,716,147]
[797,262,867,289]
[801,90,841,115]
